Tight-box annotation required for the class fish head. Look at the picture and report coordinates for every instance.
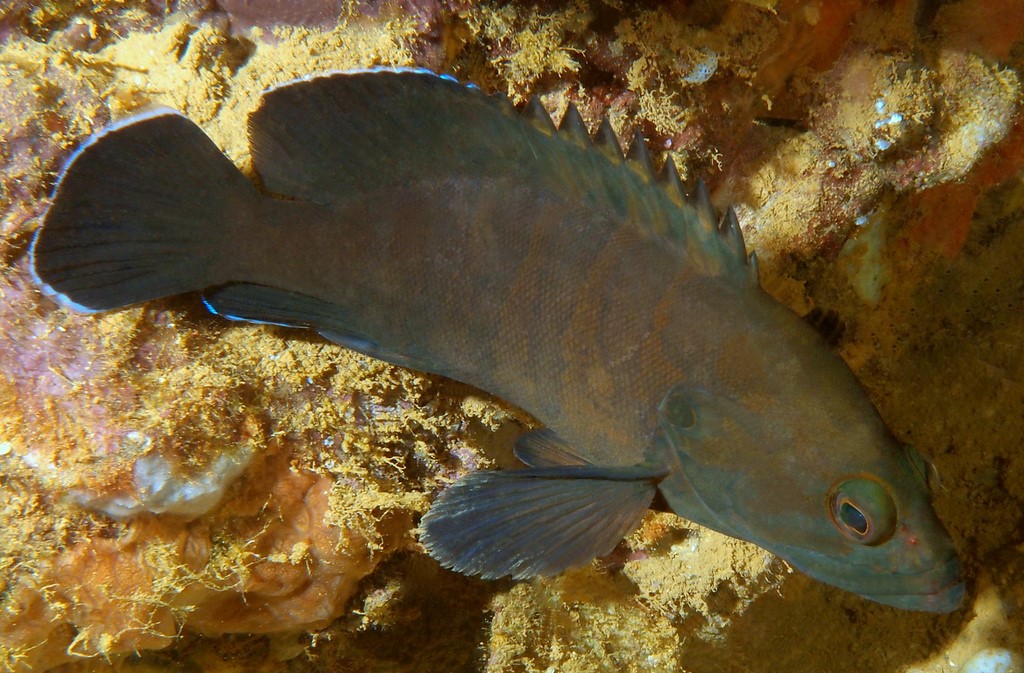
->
[653,293,963,612]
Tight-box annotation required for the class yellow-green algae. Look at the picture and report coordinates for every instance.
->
[0,1,1023,672]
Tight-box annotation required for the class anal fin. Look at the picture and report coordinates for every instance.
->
[420,463,667,580]
[202,283,435,371]
[202,283,341,328]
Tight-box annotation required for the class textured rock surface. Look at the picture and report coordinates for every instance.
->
[0,1,1023,672]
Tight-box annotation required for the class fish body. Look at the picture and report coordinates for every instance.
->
[32,69,962,611]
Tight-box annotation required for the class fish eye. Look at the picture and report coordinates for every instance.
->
[828,478,897,545]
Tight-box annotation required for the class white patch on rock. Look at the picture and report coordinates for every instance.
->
[66,444,255,520]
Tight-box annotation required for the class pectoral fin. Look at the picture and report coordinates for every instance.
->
[419,464,667,579]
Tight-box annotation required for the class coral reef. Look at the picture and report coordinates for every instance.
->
[1,1,1023,672]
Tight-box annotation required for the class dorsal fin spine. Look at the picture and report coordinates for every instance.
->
[594,118,623,161]
[626,130,655,180]
[693,178,717,239]
[523,96,556,134]
[559,102,590,145]
[720,206,746,261]
[657,156,685,207]
[514,88,755,288]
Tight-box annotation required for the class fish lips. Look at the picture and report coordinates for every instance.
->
[857,554,965,613]
[779,544,965,613]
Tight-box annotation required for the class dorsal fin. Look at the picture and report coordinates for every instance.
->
[249,69,756,287]
[657,155,685,207]
[747,251,760,286]
[522,96,556,134]
[685,178,758,285]
[559,102,590,145]
[626,130,654,179]
[719,206,746,261]
[693,178,717,236]
[593,117,622,161]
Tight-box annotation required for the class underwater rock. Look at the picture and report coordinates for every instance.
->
[0,38,107,243]
[1,1,1024,672]
[622,514,787,639]
[216,0,350,29]
[65,444,257,520]
[0,451,411,671]
[732,42,1020,268]
[962,649,1024,673]
[0,0,183,44]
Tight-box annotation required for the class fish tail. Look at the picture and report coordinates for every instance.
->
[31,109,260,312]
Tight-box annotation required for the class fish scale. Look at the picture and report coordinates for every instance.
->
[31,68,962,611]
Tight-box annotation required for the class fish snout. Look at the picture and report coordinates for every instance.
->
[863,553,964,613]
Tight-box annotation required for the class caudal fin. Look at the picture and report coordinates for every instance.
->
[31,109,260,312]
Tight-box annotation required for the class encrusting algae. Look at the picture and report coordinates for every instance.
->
[1,1,1024,672]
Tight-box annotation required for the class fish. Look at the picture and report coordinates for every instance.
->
[31,68,963,612]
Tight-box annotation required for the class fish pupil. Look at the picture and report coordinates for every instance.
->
[839,501,869,536]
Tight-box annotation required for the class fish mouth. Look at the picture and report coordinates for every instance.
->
[860,575,965,613]
[854,555,965,613]
[778,546,964,613]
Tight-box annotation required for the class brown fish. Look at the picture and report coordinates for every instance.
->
[31,69,963,611]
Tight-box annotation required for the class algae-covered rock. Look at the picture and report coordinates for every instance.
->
[1,1,1023,672]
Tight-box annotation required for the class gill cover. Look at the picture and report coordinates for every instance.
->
[656,384,767,540]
